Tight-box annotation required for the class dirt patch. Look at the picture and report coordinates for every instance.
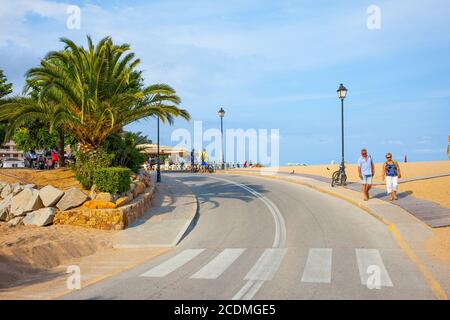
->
[0,222,115,289]
[0,168,81,191]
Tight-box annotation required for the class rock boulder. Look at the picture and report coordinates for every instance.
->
[23,207,55,226]
[10,188,44,217]
[8,216,23,227]
[115,194,133,207]
[1,184,12,199]
[89,184,97,201]
[0,194,13,221]
[94,192,115,202]
[39,185,64,207]
[11,183,22,196]
[132,181,146,198]
[56,188,88,211]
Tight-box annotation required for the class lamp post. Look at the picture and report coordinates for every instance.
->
[337,83,348,175]
[156,115,161,183]
[218,107,225,170]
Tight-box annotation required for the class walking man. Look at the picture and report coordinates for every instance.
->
[358,148,375,201]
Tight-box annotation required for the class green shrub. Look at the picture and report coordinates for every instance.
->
[74,148,113,189]
[93,167,131,194]
[104,132,147,173]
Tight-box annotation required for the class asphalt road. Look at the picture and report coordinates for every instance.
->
[62,173,436,300]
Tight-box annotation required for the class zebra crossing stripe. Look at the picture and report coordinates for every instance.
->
[244,248,287,281]
[140,249,205,278]
[190,248,246,279]
[301,248,332,283]
[355,249,393,287]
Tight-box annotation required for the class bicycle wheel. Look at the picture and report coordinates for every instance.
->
[341,173,347,186]
[331,171,340,187]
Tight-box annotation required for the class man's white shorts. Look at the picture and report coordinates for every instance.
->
[385,176,398,194]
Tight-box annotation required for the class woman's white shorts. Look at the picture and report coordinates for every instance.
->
[385,176,398,194]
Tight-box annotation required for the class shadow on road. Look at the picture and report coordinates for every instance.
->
[173,174,269,209]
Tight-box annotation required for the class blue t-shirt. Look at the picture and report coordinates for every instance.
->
[358,156,373,176]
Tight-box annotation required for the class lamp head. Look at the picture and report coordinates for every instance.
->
[337,83,348,99]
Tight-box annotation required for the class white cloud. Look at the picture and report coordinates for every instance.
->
[0,0,68,47]
[417,136,432,145]
[381,140,404,146]
[411,148,446,154]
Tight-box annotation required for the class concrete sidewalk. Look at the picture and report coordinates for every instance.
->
[114,174,198,248]
[222,170,450,299]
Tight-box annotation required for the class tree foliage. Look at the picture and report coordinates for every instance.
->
[11,119,76,151]
[23,35,190,153]
[0,69,13,99]
[104,131,148,173]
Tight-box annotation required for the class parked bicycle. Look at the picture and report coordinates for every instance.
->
[331,164,347,187]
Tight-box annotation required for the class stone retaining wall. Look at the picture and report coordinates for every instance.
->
[54,185,155,230]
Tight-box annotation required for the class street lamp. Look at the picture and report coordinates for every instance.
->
[218,107,225,170]
[331,84,348,187]
[156,115,161,183]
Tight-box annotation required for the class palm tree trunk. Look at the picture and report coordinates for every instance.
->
[58,128,65,167]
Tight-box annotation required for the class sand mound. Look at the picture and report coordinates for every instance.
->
[0,222,114,288]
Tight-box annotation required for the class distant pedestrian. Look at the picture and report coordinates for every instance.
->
[200,149,208,173]
[382,152,402,201]
[244,161,247,168]
[51,149,58,168]
[190,149,195,172]
[358,148,375,201]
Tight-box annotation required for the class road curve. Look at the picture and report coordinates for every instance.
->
[62,173,436,300]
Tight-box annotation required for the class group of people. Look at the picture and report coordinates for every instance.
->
[358,148,402,201]
[24,149,60,170]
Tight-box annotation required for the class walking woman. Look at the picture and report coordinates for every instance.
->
[382,152,402,201]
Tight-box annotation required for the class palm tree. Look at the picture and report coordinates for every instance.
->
[23,35,189,156]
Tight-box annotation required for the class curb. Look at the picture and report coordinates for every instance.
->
[221,171,448,300]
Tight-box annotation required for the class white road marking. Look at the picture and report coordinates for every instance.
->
[209,176,287,300]
[209,177,286,248]
[140,249,204,278]
[301,248,332,283]
[232,280,265,300]
[355,249,393,287]
[244,248,287,281]
[190,248,246,280]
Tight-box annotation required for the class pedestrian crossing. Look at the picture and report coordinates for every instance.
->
[140,249,205,277]
[190,248,245,280]
[140,247,394,287]
[301,248,332,283]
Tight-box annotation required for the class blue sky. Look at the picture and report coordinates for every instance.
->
[1,0,449,165]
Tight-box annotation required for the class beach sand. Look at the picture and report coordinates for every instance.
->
[276,161,450,209]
